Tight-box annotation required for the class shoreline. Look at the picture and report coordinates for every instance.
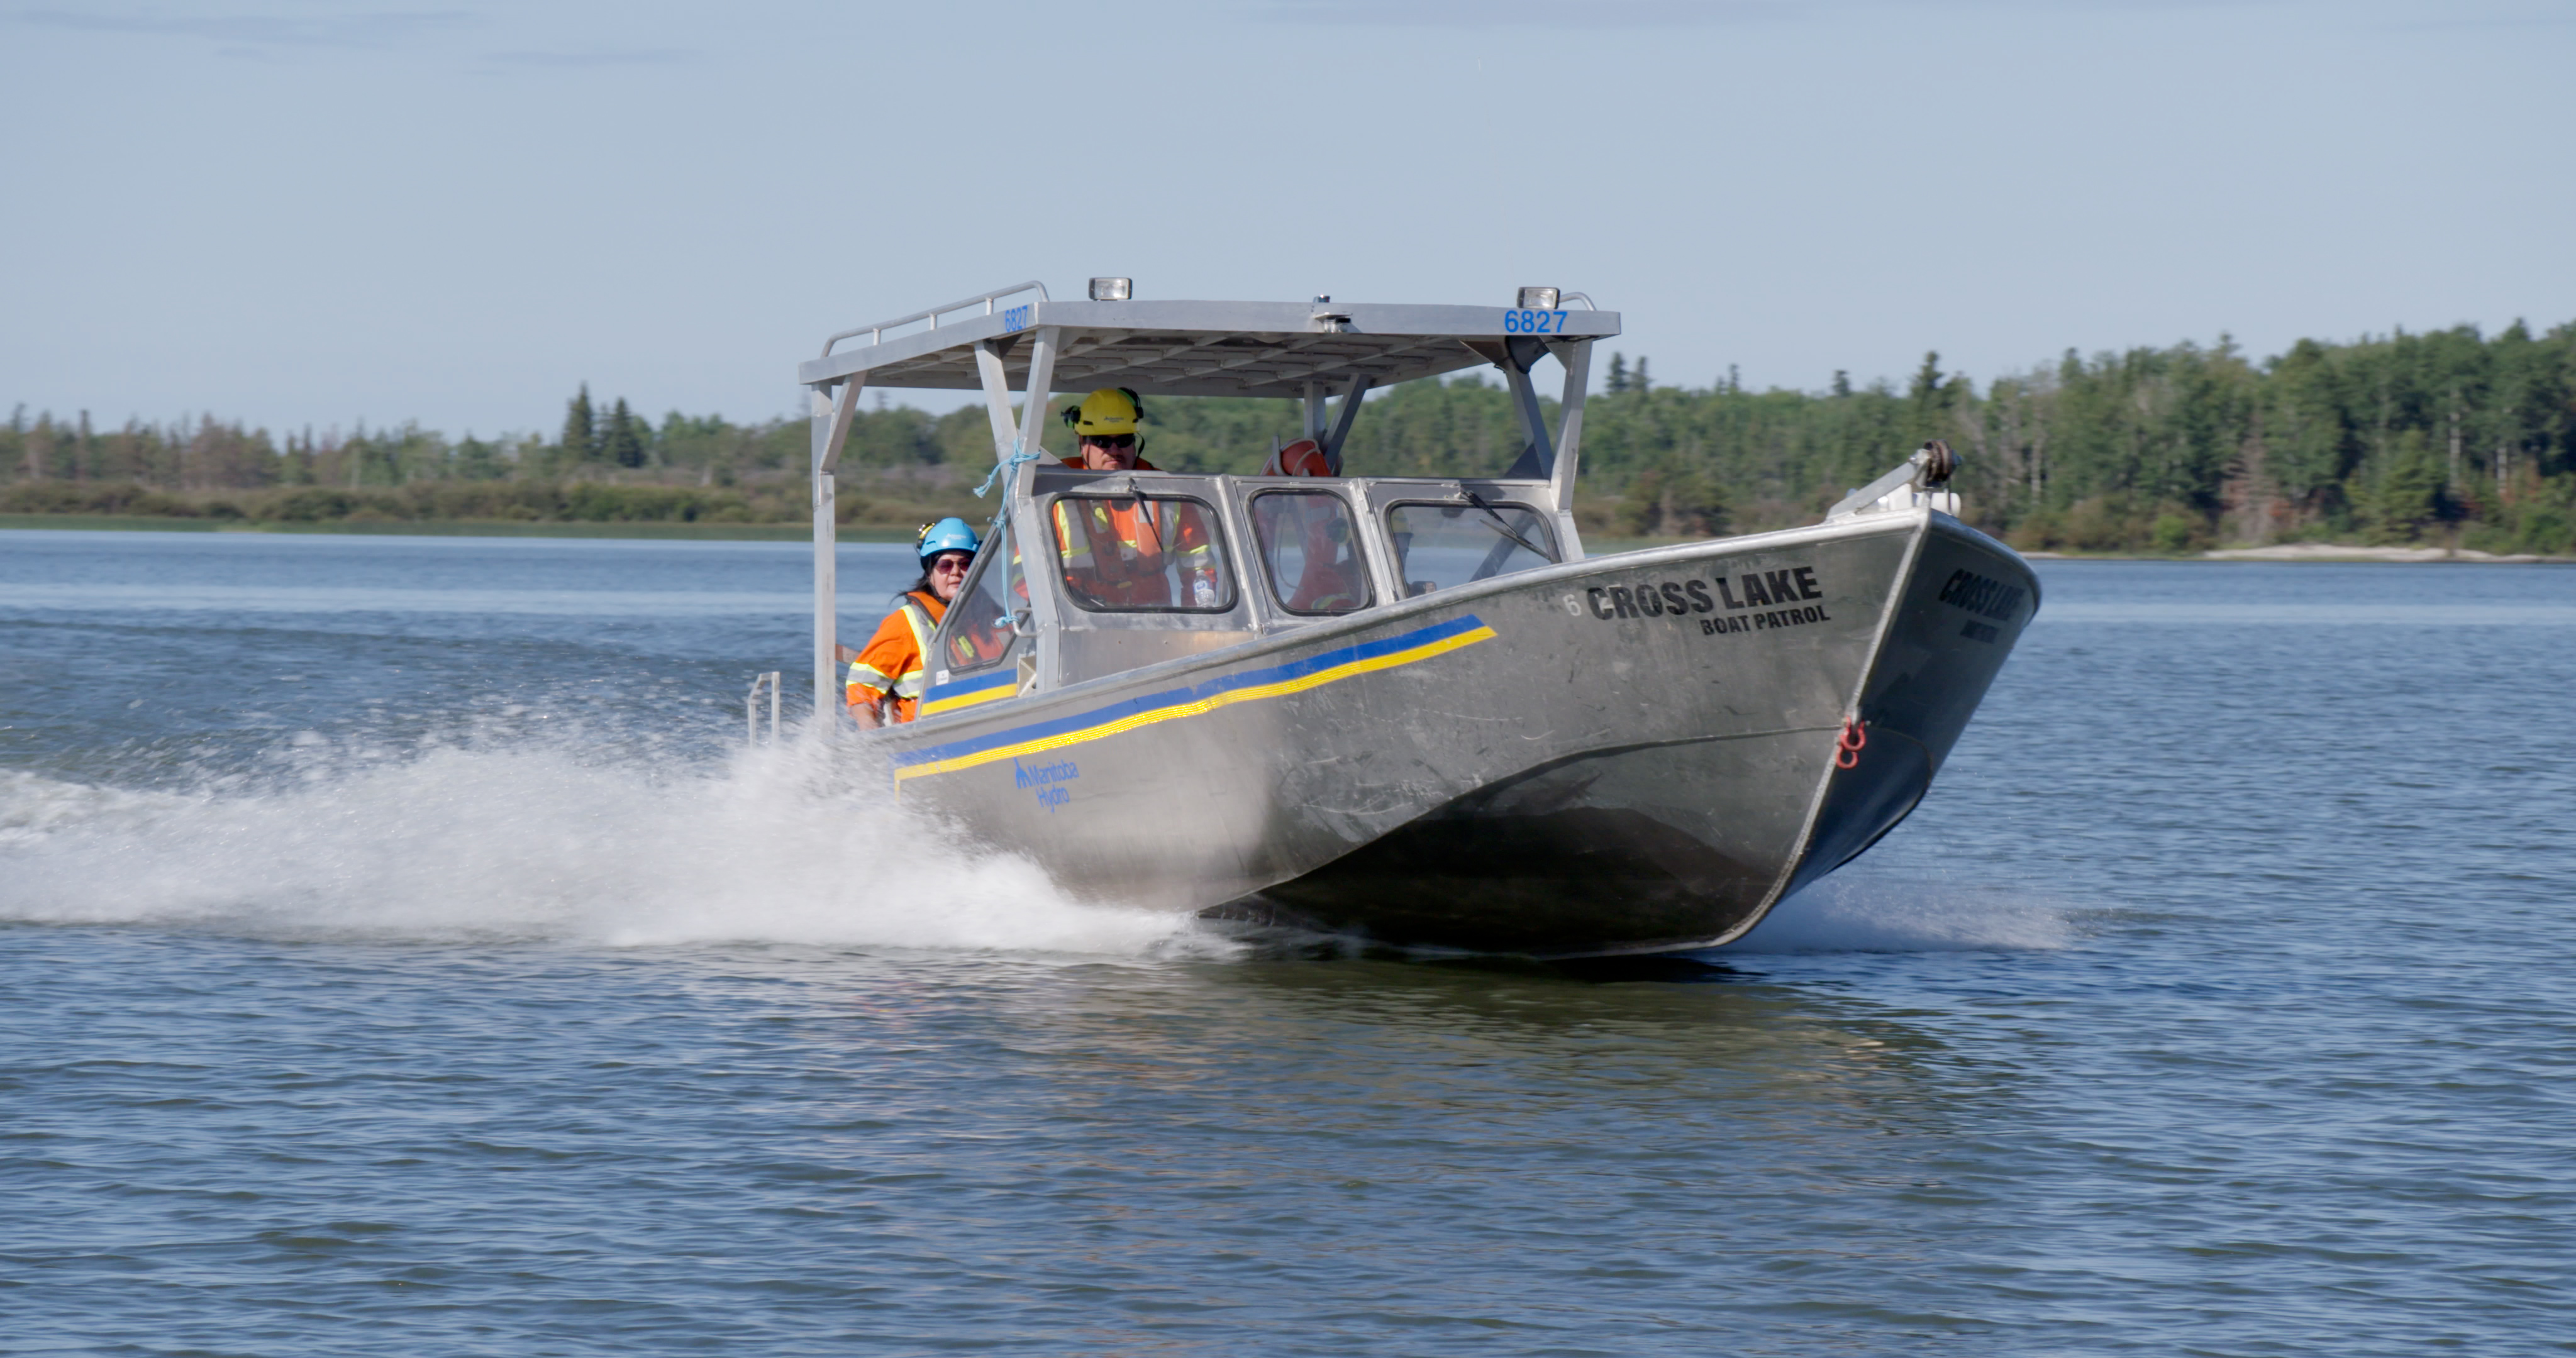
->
[2193,543,2562,564]
[1586,535,2571,564]
[0,513,920,543]
[5,514,2568,562]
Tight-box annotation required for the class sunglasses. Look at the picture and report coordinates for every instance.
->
[928,553,973,572]
[1080,434,1137,449]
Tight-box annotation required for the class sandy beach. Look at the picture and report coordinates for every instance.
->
[2201,543,2561,563]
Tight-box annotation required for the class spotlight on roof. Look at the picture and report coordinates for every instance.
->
[1089,277,1133,302]
[1516,287,1560,310]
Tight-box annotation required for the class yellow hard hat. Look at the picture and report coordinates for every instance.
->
[1063,387,1143,438]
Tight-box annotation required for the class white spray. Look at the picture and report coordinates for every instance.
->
[3,735,2068,959]
[0,736,1190,956]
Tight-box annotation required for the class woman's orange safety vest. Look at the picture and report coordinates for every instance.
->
[846,588,947,722]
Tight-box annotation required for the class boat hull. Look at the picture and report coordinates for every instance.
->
[874,510,2035,956]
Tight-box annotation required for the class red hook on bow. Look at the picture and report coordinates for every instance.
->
[1835,719,1868,770]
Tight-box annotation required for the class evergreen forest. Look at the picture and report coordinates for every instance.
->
[7,321,2573,555]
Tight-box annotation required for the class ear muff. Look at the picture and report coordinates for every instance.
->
[1065,388,1147,438]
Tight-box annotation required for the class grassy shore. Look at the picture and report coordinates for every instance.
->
[0,512,919,543]
[0,477,987,544]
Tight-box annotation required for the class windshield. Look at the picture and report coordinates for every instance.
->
[1050,494,1235,612]
[1385,500,1557,596]
[1250,491,1373,615]
[933,527,1024,677]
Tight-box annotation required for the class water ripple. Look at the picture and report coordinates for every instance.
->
[4,540,2575,1353]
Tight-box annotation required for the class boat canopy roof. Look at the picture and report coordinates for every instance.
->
[797,283,1621,399]
[795,279,1619,717]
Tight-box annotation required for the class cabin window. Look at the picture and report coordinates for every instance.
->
[1050,494,1235,613]
[934,529,1025,676]
[1249,491,1374,616]
[1385,500,1558,596]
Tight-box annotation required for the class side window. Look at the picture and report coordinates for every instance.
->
[1050,494,1235,613]
[1385,500,1557,597]
[933,527,1024,676]
[1250,491,1373,615]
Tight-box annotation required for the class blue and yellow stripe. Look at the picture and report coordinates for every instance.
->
[917,668,1020,717]
[892,614,1497,784]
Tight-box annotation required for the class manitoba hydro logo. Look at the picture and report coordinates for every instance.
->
[1014,757,1079,812]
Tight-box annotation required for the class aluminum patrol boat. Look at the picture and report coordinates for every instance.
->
[792,281,2038,956]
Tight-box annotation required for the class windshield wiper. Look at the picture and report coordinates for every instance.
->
[1464,492,1550,561]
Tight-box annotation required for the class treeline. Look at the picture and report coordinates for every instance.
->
[0,398,994,528]
[1551,319,2576,555]
[8,319,2573,552]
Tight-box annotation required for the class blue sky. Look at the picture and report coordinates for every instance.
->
[4,0,2570,439]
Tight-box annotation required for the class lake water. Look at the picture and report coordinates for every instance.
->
[5,528,2573,1355]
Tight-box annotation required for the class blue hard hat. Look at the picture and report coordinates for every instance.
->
[916,517,982,563]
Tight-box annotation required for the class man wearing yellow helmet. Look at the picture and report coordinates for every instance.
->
[1048,388,1225,607]
[1058,387,1160,472]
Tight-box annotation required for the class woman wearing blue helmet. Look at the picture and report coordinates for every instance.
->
[845,517,980,729]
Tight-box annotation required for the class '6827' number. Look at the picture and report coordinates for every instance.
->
[1503,308,1571,334]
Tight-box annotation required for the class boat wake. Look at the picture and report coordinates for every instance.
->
[1,737,2067,962]
[1717,873,2075,954]
[0,737,1192,957]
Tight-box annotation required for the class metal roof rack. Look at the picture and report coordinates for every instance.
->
[818,280,1050,360]
[798,294,1619,400]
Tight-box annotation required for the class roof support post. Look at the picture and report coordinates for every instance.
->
[1016,327,1059,465]
[979,328,1063,694]
[1322,373,1370,473]
[1501,351,1557,481]
[1547,338,1593,553]
[811,375,863,725]
[1302,382,1327,444]
[974,339,1020,462]
[1013,328,1064,685]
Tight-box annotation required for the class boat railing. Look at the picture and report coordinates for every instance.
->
[1824,441,1962,521]
[819,281,1050,359]
[745,671,781,746]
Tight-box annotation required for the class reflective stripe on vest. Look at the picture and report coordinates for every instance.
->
[891,597,938,698]
[1056,498,1165,566]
